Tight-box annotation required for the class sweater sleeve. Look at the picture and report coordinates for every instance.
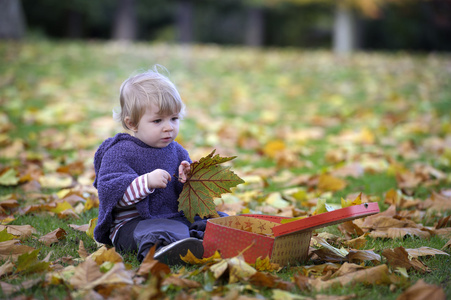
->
[118,174,155,207]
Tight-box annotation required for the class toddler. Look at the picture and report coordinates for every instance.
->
[93,67,226,264]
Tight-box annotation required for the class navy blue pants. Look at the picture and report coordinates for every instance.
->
[113,212,227,261]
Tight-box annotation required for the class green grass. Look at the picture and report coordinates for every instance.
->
[1,40,450,299]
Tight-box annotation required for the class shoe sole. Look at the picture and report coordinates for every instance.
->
[154,238,204,266]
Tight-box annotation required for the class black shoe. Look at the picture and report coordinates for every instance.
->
[154,238,203,266]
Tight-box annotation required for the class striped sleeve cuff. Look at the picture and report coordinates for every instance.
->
[118,174,155,207]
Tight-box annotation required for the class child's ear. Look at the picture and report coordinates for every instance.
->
[124,117,137,132]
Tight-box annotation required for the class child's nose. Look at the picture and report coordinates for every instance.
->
[163,121,174,131]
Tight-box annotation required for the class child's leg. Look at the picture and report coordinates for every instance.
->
[133,218,191,262]
[113,217,141,253]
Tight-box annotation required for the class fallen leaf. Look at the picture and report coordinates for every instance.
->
[0,228,16,241]
[69,258,103,289]
[227,255,257,284]
[346,249,381,264]
[249,271,294,291]
[381,247,430,273]
[0,240,35,260]
[88,246,123,265]
[136,245,171,278]
[342,234,368,249]
[341,193,362,208]
[15,249,50,274]
[310,264,391,291]
[77,240,89,259]
[251,256,281,272]
[69,223,90,232]
[0,168,19,186]
[331,262,366,278]
[404,247,449,258]
[181,249,222,265]
[38,228,67,246]
[272,288,309,300]
[317,174,347,192]
[0,260,14,277]
[0,225,36,239]
[397,279,446,300]
[441,238,451,250]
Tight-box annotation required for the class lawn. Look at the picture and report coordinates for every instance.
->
[0,40,450,299]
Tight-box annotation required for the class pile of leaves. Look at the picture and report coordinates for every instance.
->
[0,41,450,299]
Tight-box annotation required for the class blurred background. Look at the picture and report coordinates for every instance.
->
[1,0,451,54]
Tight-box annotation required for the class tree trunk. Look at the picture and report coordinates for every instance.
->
[333,3,357,55]
[176,0,193,44]
[0,0,26,40]
[66,8,84,39]
[112,0,137,41]
[245,6,264,47]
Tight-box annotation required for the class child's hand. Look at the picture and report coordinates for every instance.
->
[178,160,191,183]
[147,169,171,189]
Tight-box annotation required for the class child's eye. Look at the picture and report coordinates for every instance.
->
[153,119,162,124]
[171,117,179,121]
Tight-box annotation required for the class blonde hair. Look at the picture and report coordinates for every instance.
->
[114,67,185,131]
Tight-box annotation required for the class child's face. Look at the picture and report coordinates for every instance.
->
[133,103,180,148]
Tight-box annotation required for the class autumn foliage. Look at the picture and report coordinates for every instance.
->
[0,42,450,299]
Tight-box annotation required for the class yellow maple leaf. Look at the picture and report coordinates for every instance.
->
[318,174,347,192]
[312,198,334,216]
[86,218,97,240]
[252,256,281,272]
[181,249,221,265]
[263,140,286,159]
[341,192,362,208]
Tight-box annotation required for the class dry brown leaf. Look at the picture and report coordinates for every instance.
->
[433,228,451,239]
[385,228,431,239]
[38,228,67,246]
[347,249,381,264]
[310,264,391,291]
[0,225,36,239]
[331,262,366,278]
[397,279,446,300]
[227,255,257,284]
[292,272,311,291]
[441,238,451,250]
[404,247,449,258]
[420,191,451,212]
[435,215,450,229]
[78,240,89,259]
[136,245,171,278]
[249,271,295,291]
[68,223,90,232]
[371,216,416,230]
[0,240,35,260]
[89,262,134,290]
[381,247,430,273]
[69,258,103,289]
[0,260,14,277]
[356,204,397,230]
[338,221,364,239]
[342,234,368,250]
[90,247,123,265]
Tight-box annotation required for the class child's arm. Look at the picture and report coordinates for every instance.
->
[118,174,154,207]
[118,168,171,207]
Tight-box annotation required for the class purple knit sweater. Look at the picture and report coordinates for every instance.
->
[93,133,191,245]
